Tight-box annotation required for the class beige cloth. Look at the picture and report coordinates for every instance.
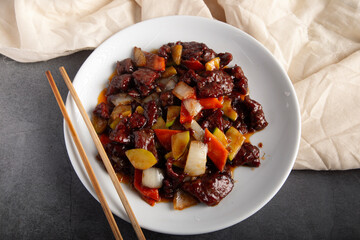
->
[1,0,359,170]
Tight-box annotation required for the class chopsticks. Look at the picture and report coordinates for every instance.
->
[46,71,122,240]
[46,68,146,240]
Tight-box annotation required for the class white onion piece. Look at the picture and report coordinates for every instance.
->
[190,120,205,141]
[142,167,164,188]
[183,176,192,182]
[184,141,208,176]
[173,189,198,210]
[157,77,171,89]
[110,93,133,106]
[172,81,195,100]
[157,75,178,90]
[142,92,159,103]
[164,78,177,91]
[183,98,202,116]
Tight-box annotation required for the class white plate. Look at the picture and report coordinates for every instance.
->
[64,16,301,235]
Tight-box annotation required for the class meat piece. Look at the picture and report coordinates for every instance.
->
[231,65,245,79]
[127,89,141,98]
[232,118,248,135]
[230,91,244,101]
[160,91,174,107]
[112,155,133,175]
[162,178,176,198]
[93,102,110,119]
[203,48,216,62]
[218,52,233,67]
[165,157,185,180]
[127,112,147,129]
[229,65,248,95]
[201,109,231,132]
[173,65,188,76]
[234,76,248,95]
[116,58,136,75]
[182,171,234,206]
[158,43,173,60]
[243,96,268,131]
[137,85,152,96]
[143,51,166,71]
[111,145,133,174]
[180,41,206,61]
[132,68,160,96]
[110,144,127,159]
[179,41,219,63]
[109,120,131,144]
[134,129,158,160]
[232,96,267,132]
[231,142,260,167]
[178,69,199,87]
[132,68,159,86]
[232,100,246,120]
[161,157,185,199]
[102,143,133,175]
[197,70,234,98]
[106,74,132,96]
[143,100,160,127]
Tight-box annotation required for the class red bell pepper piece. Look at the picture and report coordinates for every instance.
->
[218,96,224,104]
[182,59,204,71]
[99,134,111,145]
[133,169,160,202]
[180,103,193,124]
[199,98,223,109]
[141,195,156,206]
[204,128,229,171]
[154,129,183,151]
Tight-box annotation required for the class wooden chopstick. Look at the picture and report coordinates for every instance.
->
[45,71,123,240]
[58,67,146,240]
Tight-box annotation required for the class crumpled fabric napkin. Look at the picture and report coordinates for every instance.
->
[1,0,359,170]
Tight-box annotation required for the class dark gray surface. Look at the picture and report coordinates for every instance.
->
[0,51,359,240]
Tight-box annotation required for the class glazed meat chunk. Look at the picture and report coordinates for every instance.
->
[132,68,160,96]
[116,58,136,75]
[182,171,234,206]
[197,70,234,98]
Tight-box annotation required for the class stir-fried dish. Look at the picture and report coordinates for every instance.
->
[91,41,268,209]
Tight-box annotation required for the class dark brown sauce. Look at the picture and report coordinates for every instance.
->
[229,165,236,178]
[244,132,254,143]
[97,88,107,104]
[116,172,131,184]
[258,142,263,148]
[108,70,117,83]
[159,197,172,203]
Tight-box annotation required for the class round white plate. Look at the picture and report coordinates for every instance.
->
[64,16,301,235]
